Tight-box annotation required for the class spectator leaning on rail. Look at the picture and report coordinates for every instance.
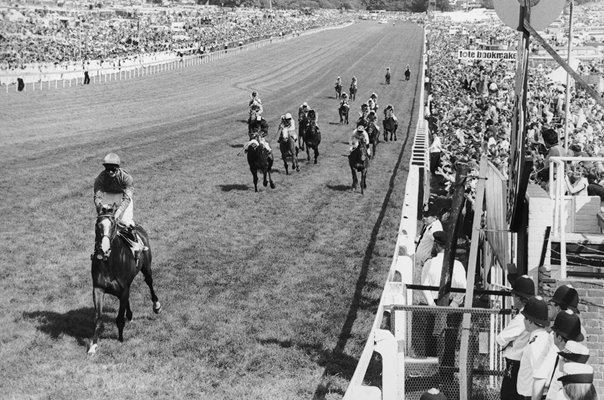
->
[496,274,535,400]
[93,153,146,262]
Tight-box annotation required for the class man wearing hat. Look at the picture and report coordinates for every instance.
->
[420,231,466,376]
[415,207,443,273]
[518,296,551,400]
[557,363,597,400]
[496,275,535,400]
[548,284,580,321]
[545,340,589,400]
[540,310,585,400]
[419,388,447,400]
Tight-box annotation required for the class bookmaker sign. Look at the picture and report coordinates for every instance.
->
[458,50,517,61]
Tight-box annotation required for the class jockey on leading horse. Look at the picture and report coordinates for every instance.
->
[93,153,147,263]
[249,91,263,116]
[349,76,358,101]
[350,125,371,157]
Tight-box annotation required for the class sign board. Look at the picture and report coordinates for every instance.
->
[458,50,517,61]
[494,0,566,31]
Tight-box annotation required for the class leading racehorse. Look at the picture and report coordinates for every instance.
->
[303,111,321,164]
[349,142,369,194]
[247,135,275,191]
[89,205,161,354]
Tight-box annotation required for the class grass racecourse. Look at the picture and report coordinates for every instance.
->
[0,21,423,400]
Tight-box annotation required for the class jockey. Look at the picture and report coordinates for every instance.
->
[356,103,370,129]
[244,125,273,160]
[350,125,371,156]
[367,110,380,136]
[340,92,349,107]
[385,67,391,84]
[369,93,379,113]
[277,113,297,147]
[351,76,357,87]
[93,153,146,261]
[248,110,269,137]
[335,76,342,87]
[298,102,310,122]
[249,91,263,116]
[383,104,399,141]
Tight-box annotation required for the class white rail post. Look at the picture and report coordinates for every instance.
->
[374,329,397,400]
[559,160,567,279]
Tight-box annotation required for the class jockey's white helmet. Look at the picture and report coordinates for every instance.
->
[285,113,292,120]
[371,92,377,99]
[103,153,121,166]
[302,102,308,108]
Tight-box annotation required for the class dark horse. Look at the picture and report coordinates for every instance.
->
[339,102,350,124]
[303,116,321,164]
[349,143,369,194]
[89,205,161,354]
[405,67,411,81]
[335,83,343,99]
[366,121,380,158]
[349,83,357,101]
[247,136,275,191]
[279,135,299,175]
[298,115,309,151]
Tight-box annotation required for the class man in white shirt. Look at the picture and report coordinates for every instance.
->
[496,275,535,400]
[517,296,551,400]
[415,208,443,273]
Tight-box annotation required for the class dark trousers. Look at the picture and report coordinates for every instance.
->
[412,310,436,357]
[430,151,441,174]
[439,313,461,378]
[84,72,90,84]
[501,359,523,400]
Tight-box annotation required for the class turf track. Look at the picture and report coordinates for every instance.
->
[0,21,423,400]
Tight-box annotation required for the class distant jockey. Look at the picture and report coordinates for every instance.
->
[383,104,399,141]
[340,92,350,108]
[356,103,370,129]
[385,67,391,84]
[350,125,371,157]
[249,91,263,116]
[248,110,269,137]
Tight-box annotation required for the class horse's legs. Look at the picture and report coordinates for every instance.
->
[267,169,275,189]
[140,261,161,313]
[361,170,367,194]
[116,288,130,342]
[262,170,268,187]
[283,159,289,175]
[252,170,259,192]
[384,130,388,142]
[89,287,105,354]
[351,167,358,190]
[314,147,319,164]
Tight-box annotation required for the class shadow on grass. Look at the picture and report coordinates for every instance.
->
[230,143,244,148]
[326,184,350,192]
[218,184,250,192]
[23,307,114,347]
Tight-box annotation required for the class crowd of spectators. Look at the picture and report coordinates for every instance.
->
[0,4,350,74]
[425,3,604,201]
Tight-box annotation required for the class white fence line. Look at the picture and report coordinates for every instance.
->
[343,26,428,400]
[1,21,353,95]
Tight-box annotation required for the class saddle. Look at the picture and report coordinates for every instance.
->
[116,221,147,259]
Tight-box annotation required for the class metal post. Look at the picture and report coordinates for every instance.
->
[563,1,574,151]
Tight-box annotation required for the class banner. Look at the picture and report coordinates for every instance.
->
[458,49,517,61]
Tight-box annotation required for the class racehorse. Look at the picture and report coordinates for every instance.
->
[298,115,309,151]
[247,136,275,191]
[349,143,369,194]
[303,116,321,164]
[279,135,299,175]
[339,102,350,124]
[89,205,161,354]
[366,121,380,158]
[385,70,391,85]
[349,83,357,101]
[405,67,411,81]
[335,83,343,99]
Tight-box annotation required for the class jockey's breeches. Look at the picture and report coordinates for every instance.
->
[101,192,134,226]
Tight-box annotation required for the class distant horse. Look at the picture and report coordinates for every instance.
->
[385,70,391,85]
[279,135,299,175]
[247,137,275,191]
[89,205,161,354]
[383,115,398,142]
[303,117,321,164]
[366,121,380,158]
[404,67,411,81]
[298,115,309,151]
[335,83,343,99]
[349,143,369,194]
[339,102,350,124]
[349,83,357,101]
